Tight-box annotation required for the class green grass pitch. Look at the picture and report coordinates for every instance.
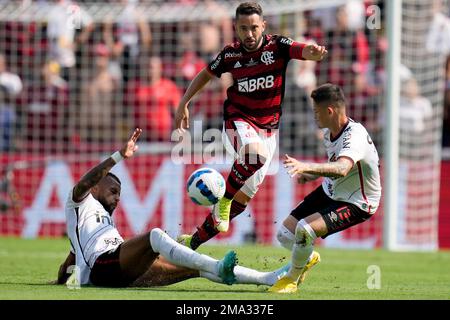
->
[0,237,449,300]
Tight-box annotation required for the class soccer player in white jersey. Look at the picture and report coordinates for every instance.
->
[269,83,382,293]
[56,128,289,288]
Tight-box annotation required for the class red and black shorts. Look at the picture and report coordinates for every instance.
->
[290,186,373,238]
[90,244,130,287]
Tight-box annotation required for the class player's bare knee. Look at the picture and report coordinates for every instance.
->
[295,219,317,246]
[233,191,251,206]
[149,228,164,251]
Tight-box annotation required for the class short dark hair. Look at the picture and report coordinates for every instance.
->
[310,83,346,108]
[106,172,121,185]
[235,2,263,19]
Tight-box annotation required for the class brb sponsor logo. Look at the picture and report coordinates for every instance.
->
[238,75,274,93]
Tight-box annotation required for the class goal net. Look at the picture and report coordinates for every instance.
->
[0,0,447,251]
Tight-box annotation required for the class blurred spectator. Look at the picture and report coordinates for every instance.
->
[176,32,207,87]
[1,20,46,82]
[199,0,233,61]
[345,0,366,31]
[188,0,234,130]
[175,31,226,131]
[317,5,370,98]
[399,76,433,159]
[310,6,337,33]
[102,20,124,85]
[310,1,366,32]
[397,74,434,234]
[17,61,69,152]
[0,55,23,97]
[426,0,450,55]
[347,63,382,140]
[126,56,181,142]
[47,0,94,80]
[79,44,121,143]
[105,0,152,83]
[0,54,23,151]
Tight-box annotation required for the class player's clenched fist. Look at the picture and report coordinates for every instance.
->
[302,44,328,61]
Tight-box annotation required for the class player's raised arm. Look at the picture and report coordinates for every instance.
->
[72,128,142,202]
[175,67,214,131]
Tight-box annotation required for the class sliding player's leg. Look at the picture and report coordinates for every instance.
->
[118,232,160,284]
[131,254,291,288]
[151,228,294,287]
[130,256,200,287]
[150,228,237,285]
[201,263,291,286]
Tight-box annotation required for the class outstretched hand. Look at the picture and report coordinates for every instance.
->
[175,105,190,132]
[283,154,307,177]
[302,44,328,61]
[120,128,142,159]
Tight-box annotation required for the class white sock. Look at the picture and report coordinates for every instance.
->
[199,271,222,283]
[234,265,271,285]
[150,228,219,275]
[288,243,314,281]
[287,220,317,281]
[200,264,290,286]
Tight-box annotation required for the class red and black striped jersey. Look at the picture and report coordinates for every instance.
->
[207,34,307,130]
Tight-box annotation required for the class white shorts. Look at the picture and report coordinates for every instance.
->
[222,120,278,198]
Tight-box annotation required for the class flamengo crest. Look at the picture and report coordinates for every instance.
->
[261,51,274,65]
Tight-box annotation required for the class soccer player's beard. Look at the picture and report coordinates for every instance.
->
[242,34,263,52]
[99,199,115,216]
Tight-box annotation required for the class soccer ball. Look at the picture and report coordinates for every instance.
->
[187,168,226,206]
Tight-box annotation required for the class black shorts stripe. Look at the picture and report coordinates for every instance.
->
[69,239,76,253]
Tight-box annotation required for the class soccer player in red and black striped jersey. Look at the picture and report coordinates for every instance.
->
[175,2,327,250]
